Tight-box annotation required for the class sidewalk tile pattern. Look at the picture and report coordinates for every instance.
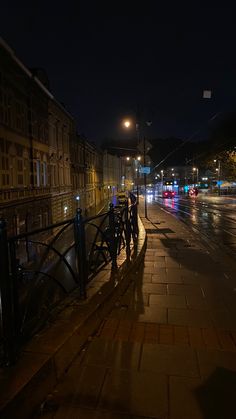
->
[32,201,236,419]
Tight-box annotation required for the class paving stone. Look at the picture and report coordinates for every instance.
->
[159,325,174,344]
[152,272,182,284]
[174,326,189,346]
[188,328,205,348]
[217,331,236,351]
[202,328,220,349]
[83,339,141,370]
[53,406,131,418]
[186,295,208,310]
[98,369,168,418]
[115,321,133,340]
[126,306,167,324]
[129,323,146,342]
[204,295,227,309]
[151,274,168,284]
[143,266,167,274]
[141,273,152,283]
[144,323,159,343]
[142,283,167,294]
[149,294,187,308]
[169,376,204,419]
[108,307,128,320]
[197,348,236,377]
[163,257,180,268]
[181,273,202,285]
[52,364,106,408]
[165,270,184,283]
[140,343,199,377]
[210,309,236,330]
[168,309,213,328]
[168,284,204,297]
[144,261,155,267]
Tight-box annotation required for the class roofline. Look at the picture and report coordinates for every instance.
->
[0,37,74,121]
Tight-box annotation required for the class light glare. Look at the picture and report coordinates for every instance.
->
[124,120,131,128]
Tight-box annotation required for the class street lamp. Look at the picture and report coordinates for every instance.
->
[214,159,221,196]
[123,120,131,128]
[122,118,141,203]
[160,169,164,184]
[193,167,198,185]
[122,117,151,218]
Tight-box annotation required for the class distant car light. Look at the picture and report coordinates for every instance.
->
[163,190,175,199]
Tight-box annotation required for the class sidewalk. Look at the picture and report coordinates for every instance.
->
[0,205,146,419]
[33,197,236,419]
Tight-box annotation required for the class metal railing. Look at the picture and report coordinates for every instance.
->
[0,193,138,365]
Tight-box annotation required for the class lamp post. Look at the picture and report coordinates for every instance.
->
[160,170,164,183]
[122,118,151,218]
[214,159,221,196]
[216,161,221,196]
[193,167,198,186]
[123,119,141,203]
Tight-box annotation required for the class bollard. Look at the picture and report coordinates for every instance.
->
[74,209,87,299]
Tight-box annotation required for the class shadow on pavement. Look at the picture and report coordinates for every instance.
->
[196,367,236,419]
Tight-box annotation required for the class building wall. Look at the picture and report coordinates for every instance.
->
[48,100,74,222]
[103,151,122,199]
[0,39,122,234]
[0,39,52,235]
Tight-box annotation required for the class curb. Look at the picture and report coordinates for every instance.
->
[0,216,147,419]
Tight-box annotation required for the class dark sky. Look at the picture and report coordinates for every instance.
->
[1,3,236,144]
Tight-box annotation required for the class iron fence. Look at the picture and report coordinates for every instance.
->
[0,193,138,365]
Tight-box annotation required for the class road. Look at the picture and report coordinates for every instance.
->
[149,193,236,258]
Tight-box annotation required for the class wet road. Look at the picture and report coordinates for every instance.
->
[149,193,236,258]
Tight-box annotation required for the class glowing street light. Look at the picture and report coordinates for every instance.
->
[213,159,221,195]
[123,120,131,128]
[193,167,199,184]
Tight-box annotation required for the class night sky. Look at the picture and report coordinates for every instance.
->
[1,3,236,144]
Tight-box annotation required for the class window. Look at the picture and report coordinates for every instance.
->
[43,162,47,186]
[23,159,29,186]
[36,160,40,186]
[0,139,10,188]
[17,158,24,186]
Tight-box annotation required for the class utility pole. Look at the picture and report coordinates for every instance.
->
[218,160,221,196]
[136,122,140,204]
[144,136,147,218]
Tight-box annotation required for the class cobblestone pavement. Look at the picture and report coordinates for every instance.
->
[35,198,236,419]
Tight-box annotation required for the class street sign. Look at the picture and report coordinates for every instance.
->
[140,166,150,174]
[203,90,212,99]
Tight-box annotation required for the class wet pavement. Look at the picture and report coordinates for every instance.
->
[33,197,236,419]
[153,193,236,257]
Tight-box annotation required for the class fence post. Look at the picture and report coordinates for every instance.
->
[0,219,18,365]
[129,193,139,240]
[74,209,87,299]
[109,203,118,270]
[125,200,131,258]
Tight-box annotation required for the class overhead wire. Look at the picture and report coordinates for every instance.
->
[151,111,222,172]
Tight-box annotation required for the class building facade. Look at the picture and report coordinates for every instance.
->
[0,38,123,234]
[103,150,123,200]
[0,39,53,235]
